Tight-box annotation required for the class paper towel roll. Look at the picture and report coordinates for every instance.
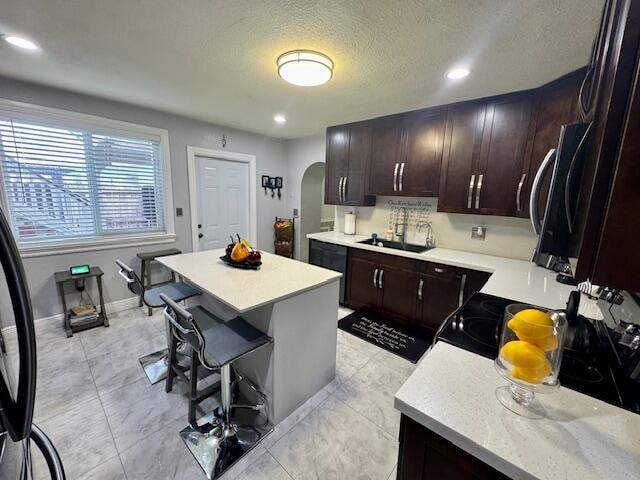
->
[344,213,356,235]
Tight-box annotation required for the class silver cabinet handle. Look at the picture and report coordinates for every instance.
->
[530,149,556,234]
[340,177,346,203]
[418,278,424,300]
[373,268,379,288]
[459,273,467,308]
[467,174,475,209]
[338,177,343,202]
[434,267,445,274]
[343,176,348,203]
[475,174,483,209]
[393,163,399,192]
[516,173,526,212]
[399,162,405,192]
[378,269,384,289]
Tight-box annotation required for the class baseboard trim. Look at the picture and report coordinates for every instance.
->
[1,296,140,334]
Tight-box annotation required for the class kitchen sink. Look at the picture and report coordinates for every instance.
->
[357,238,432,253]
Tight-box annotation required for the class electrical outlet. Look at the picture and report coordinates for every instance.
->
[176,207,183,217]
[471,226,486,240]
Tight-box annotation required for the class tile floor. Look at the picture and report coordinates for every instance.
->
[4,305,418,480]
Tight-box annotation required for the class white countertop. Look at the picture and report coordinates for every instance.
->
[394,342,640,480]
[307,231,575,310]
[158,249,342,312]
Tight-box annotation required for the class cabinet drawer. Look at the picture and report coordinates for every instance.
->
[425,262,461,278]
[350,248,418,271]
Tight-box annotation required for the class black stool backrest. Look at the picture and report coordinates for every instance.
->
[160,293,204,356]
[115,259,145,298]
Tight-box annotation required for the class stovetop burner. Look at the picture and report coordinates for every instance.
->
[437,292,638,414]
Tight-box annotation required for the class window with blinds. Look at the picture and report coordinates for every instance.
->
[0,110,168,246]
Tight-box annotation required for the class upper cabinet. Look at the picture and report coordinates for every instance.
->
[324,68,585,216]
[324,122,376,206]
[368,109,445,197]
[437,101,487,213]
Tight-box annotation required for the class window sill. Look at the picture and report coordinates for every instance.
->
[18,233,177,258]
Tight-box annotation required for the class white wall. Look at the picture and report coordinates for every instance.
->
[299,162,325,262]
[0,75,288,321]
[285,134,331,260]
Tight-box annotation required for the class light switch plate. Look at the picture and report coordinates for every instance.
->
[471,226,486,240]
[176,207,183,217]
[293,208,299,217]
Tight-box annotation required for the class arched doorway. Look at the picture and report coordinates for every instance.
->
[299,162,333,262]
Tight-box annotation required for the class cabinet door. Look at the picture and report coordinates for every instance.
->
[344,121,375,206]
[400,109,446,196]
[520,71,581,218]
[378,266,420,325]
[438,103,486,213]
[368,115,404,195]
[475,94,533,216]
[324,126,349,205]
[418,268,462,332]
[346,257,380,310]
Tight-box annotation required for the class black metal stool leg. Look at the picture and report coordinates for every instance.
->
[166,333,178,393]
[188,352,200,428]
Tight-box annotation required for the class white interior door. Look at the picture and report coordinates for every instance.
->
[195,157,249,251]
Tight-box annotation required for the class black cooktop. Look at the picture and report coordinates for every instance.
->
[437,292,639,414]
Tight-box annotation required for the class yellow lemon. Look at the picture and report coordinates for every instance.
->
[500,340,547,369]
[518,333,559,352]
[507,309,553,339]
[512,360,552,384]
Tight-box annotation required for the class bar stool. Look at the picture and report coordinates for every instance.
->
[136,248,182,315]
[160,294,273,480]
[116,259,201,384]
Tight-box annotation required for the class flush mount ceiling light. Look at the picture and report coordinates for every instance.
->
[446,67,470,80]
[3,35,40,51]
[277,50,333,87]
[273,114,287,124]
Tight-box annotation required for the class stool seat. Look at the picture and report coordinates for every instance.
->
[144,282,201,308]
[137,248,182,261]
[187,306,272,368]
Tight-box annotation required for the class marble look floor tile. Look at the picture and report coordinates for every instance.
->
[233,452,292,480]
[34,317,73,343]
[373,348,418,379]
[33,360,98,422]
[261,385,329,450]
[119,419,205,479]
[333,356,409,437]
[79,318,165,360]
[37,335,86,371]
[338,306,354,320]
[338,329,381,358]
[37,398,117,479]
[76,456,126,480]
[101,377,186,452]
[326,339,374,393]
[269,395,397,480]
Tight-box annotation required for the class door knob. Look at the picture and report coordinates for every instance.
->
[198,224,202,229]
[198,233,204,238]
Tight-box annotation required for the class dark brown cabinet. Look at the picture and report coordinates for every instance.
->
[438,93,534,216]
[437,102,486,213]
[416,265,464,332]
[324,122,376,206]
[397,414,510,480]
[368,110,445,197]
[346,249,419,325]
[346,249,490,331]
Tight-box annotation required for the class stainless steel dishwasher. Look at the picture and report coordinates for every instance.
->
[309,239,347,304]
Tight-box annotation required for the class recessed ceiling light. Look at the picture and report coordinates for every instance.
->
[3,35,40,51]
[446,67,470,80]
[273,114,287,124]
[277,50,333,87]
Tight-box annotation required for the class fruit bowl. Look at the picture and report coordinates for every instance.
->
[494,304,567,418]
[219,254,262,270]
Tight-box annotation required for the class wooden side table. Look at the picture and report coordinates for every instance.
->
[54,266,108,337]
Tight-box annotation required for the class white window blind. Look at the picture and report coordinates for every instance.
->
[0,115,167,246]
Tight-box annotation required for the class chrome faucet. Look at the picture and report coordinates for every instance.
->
[394,207,408,248]
[416,220,435,248]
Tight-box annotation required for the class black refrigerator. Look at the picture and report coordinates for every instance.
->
[0,207,65,479]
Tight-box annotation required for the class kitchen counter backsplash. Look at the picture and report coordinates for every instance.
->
[335,197,538,261]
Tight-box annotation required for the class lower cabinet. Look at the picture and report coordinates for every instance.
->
[397,414,510,480]
[345,248,490,331]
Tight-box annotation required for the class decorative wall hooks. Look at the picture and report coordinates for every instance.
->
[262,176,283,198]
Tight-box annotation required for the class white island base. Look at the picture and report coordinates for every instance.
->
[159,250,341,425]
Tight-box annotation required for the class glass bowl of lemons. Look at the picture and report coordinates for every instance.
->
[494,304,567,418]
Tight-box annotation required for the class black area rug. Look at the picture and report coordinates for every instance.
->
[338,310,431,363]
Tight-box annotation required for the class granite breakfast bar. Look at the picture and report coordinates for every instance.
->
[158,248,342,425]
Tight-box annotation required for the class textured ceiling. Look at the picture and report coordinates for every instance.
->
[0,0,604,138]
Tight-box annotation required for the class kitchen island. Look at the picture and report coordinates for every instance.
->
[158,249,341,424]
